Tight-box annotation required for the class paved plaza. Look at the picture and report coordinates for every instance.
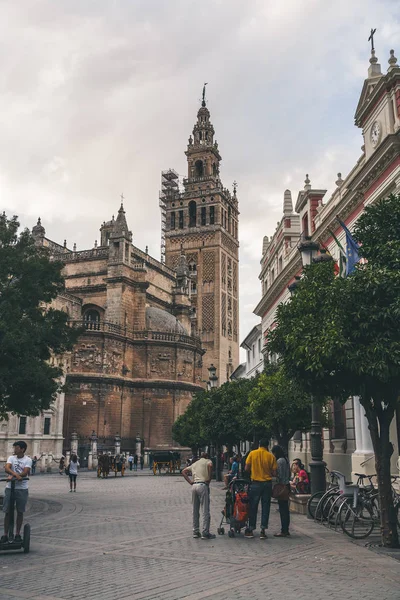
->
[1,471,400,600]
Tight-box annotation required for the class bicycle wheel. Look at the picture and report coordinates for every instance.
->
[318,490,339,523]
[341,500,375,539]
[307,491,324,519]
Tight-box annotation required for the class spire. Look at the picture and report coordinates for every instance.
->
[367,28,382,78]
[191,87,215,148]
[32,217,45,240]
[283,189,293,214]
[202,82,208,107]
[388,49,398,71]
[304,174,311,191]
[113,202,129,236]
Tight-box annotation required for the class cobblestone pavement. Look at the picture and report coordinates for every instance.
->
[1,471,400,600]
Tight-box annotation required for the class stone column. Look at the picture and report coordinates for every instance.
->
[70,431,78,455]
[40,454,46,473]
[135,433,141,457]
[90,431,98,469]
[351,396,375,480]
[115,434,121,456]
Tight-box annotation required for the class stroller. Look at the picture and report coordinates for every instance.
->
[217,478,250,537]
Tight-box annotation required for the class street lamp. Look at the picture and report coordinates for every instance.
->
[207,364,222,481]
[293,238,334,495]
[208,364,218,388]
[298,236,320,266]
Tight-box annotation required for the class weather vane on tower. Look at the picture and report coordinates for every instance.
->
[202,82,208,106]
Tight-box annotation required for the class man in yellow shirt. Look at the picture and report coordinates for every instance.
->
[244,438,277,539]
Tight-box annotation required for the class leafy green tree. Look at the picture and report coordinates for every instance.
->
[200,378,255,448]
[172,390,208,452]
[268,195,400,548]
[0,214,79,418]
[248,364,318,455]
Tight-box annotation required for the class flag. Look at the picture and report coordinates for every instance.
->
[328,229,347,277]
[318,237,340,275]
[336,217,360,275]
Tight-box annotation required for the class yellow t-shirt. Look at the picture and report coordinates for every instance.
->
[245,447,277,482]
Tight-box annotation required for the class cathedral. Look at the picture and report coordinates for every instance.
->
[0,96,240,462]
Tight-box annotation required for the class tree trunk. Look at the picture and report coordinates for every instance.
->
[276,433,289,458]
[368,407,399,548]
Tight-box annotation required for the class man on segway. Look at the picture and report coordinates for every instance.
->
[1,441,32,544]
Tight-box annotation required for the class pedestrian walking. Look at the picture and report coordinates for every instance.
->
[31,456,37,475]
[181,452,215,540]
[244,438,277,539]
[68,454,79,492]
[271,445,291,537]
[133,454,138,471]
[59,456,65,475]
[128,453,133,471]
[1,441,32,543]
[140,454,144,470]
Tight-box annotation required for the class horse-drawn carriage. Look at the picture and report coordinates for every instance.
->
[152,451,181,475]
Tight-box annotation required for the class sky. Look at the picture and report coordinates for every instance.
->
[1,0,400,361]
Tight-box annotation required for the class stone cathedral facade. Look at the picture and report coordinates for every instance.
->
[163,98,240,384]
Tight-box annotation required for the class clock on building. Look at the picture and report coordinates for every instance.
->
[370,120,381,147]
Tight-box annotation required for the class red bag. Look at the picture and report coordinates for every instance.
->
[233,491,249,524]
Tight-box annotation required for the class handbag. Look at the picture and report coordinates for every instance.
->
[272,483,290,501]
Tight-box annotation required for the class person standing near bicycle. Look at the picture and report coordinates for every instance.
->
[1,441,32,543]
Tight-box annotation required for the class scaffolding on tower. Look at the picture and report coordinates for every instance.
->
[159,168,179,262]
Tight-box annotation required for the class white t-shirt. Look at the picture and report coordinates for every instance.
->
[6,455,32,489]
[190,458,212,483]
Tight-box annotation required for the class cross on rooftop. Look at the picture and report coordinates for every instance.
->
[368,27,376,52]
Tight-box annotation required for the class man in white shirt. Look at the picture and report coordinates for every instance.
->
[181,452,215,539]
[2,440,32,543]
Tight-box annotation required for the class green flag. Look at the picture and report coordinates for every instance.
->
[329,229,347,277]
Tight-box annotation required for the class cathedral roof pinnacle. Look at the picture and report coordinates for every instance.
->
[32,216,45,238]
[367,29,382,78]
[304,174,311,191]
[335,172,344,187]
[388,49,398,71]
[283,189,293,213]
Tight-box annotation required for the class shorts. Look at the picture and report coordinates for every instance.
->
[69,474,77,483]
[2,488,29,514]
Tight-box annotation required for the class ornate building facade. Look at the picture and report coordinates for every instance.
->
[254,45,400,479]
[163,96,240,384]
[7,205,205,462]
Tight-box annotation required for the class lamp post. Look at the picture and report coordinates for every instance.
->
[287,237,332,494]
[207,364,222,482]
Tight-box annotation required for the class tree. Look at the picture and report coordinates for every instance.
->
[268,194,400,548]
[248,364,320,455]
[200,379,255,449]
[172,390,208,452]
[0,214,79,418]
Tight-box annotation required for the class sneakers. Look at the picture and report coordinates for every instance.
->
[201,533,216,539]
[244,529,254,538]
[259,529,267,539]
[274,532,290,537]
[0,535,8,543]
[193,531,201,538]
[14,534,22,543]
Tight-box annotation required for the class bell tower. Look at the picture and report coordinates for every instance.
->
[163,89,240,384]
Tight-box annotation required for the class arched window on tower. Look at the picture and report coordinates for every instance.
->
[84,309,100,331]
[228,206,232,234]
[170,212,176,229]
[213,163,217,176]
[201,206,206,226]
[179,210,184,229]
[189,201,197,227]
[209,206,215,225]
[195,160,204,177]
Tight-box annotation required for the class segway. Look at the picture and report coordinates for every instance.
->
[0,477,30,553]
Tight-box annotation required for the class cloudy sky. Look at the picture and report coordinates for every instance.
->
[1,0,399,358]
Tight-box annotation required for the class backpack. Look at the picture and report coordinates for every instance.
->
[233,491,249,525]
